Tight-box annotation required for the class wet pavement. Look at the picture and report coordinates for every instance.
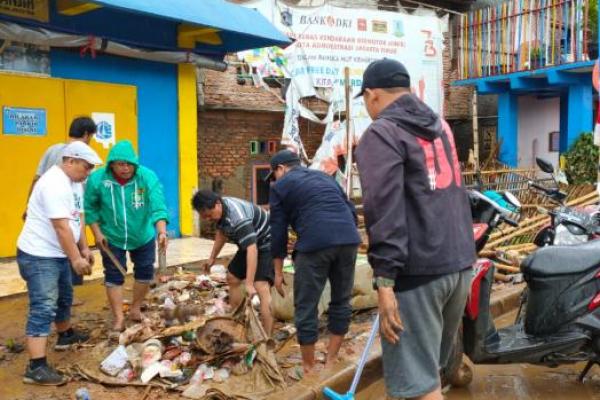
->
[358,363,600,400]
[2,274,594,400]
[357,312,600,400]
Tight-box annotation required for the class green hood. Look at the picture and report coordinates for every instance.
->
[84,140,169,250]
[107,140,139,166]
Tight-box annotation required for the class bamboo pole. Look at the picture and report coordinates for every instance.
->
[496,263,521,273]
[344,66,353,199]
[472,92,480,168]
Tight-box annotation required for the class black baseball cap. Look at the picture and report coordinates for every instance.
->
[355,58,411,98]
[265,150,300,181]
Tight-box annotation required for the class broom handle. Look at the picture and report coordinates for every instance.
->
[349,314,380,395]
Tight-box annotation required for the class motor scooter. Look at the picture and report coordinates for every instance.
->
[448,194,600,385]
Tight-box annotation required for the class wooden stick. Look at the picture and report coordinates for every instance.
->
[472,92,480,168]
[101,245,128,277]
[495,272,512,282]
[140,386,152,400]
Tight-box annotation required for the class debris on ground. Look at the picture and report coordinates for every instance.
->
[68,269,286,399]
[75,387,91,400]
[5,338,25,353]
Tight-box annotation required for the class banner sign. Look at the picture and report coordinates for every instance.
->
[240,1,445,173]
[243,1,444,113]
[0,0,49,22]
[2,106,47,136]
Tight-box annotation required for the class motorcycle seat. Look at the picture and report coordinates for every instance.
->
[521,240,600,277]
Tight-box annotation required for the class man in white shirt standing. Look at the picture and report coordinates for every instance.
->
[17,141,102,386]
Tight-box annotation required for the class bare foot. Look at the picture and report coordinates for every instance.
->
[112,318,125,332]
[129,309,143,322]
[302,363,324,378]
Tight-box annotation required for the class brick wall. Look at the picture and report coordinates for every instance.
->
[198,109,325,199]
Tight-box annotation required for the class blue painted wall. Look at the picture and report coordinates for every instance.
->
[497,92,519,167]
[50,49,180,237]
[559,85,593,152]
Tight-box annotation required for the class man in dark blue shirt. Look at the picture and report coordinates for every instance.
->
[268,150,361,376]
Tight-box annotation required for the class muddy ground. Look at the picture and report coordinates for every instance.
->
[357,312,600,400]
[0,273,374,400]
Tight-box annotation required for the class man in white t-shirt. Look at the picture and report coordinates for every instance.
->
[22,117,97,302]
[17,141,102,386]
[23,116,97,220]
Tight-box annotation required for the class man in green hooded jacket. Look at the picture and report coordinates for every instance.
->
[84,140,169,331]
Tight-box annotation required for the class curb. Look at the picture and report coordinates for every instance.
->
[268,283,526,400]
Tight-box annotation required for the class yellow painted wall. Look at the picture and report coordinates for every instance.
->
[0,75,66,257]
[0,73,137,257]
[64,80,138,167]
[177,64,198,236]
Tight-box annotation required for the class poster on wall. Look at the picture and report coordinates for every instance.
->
[2,106,47,136]
[92,112,116,149]
[0,40,50,75]
[0,0,49,22]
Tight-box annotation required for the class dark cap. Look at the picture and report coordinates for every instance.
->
[265,149,300,181]
[355,58,411,98]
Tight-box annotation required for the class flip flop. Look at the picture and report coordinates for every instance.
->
[108,328,124,341]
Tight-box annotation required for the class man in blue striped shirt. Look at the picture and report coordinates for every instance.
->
[192,190,274,334]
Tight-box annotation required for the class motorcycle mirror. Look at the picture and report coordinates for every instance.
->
[503,191,522,210]
[535,157,555,174]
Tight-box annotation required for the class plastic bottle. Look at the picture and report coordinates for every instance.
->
[75,388,91,400]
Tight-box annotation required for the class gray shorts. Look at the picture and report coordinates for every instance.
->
[381,268,470,398]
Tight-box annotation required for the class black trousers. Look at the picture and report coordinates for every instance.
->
[293,244,358,345]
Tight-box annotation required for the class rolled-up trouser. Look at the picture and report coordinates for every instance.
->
[293,244,358,345]
[381,268,471,399]
[17,249,73,337]
[102,239,155,286]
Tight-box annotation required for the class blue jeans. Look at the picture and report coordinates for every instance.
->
[17,249,73,337]
[102,239,156,286]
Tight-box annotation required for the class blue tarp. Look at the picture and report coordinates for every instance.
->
[87,0,290,53]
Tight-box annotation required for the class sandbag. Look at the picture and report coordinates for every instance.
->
[270,272,331,322]
[271,261,377,321]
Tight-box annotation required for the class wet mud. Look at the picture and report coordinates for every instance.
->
[357,312,600,400]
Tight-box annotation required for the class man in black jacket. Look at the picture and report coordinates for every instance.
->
[268,150,361,376]
[355,59,476,400]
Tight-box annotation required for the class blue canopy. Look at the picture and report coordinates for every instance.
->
[87,0,290,54]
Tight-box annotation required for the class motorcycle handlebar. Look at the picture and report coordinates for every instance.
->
[529,181,550,193]
[500,215,519,227]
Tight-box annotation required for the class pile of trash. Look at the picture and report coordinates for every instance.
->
[70,265,286,399]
